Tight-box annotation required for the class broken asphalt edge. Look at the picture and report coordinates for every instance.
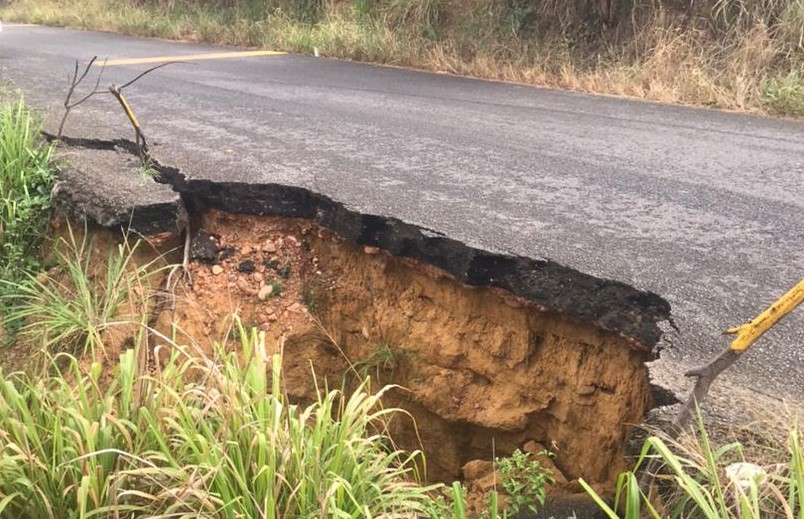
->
[47,134,183,235]
[48,135,674,358]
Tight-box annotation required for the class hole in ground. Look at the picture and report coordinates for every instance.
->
[154,210,655,491]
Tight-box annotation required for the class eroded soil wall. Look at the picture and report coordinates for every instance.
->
[164,210,653,485]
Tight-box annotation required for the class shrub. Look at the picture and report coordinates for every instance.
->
[496,448,555,515]
[763,71,804,116]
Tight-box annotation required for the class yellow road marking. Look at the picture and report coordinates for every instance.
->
[99,50,286,66]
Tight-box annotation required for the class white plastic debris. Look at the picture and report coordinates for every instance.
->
[725,462,768,490]
[313,47,319,57]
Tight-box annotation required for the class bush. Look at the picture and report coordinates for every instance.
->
[763,71,804,116]
[497,449,555,515]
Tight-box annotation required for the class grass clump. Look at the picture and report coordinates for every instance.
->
[763,71,804,116]
[301,282,318,313]
[581,411,804,519]
[269,279,285,297]
[355,340,399,380]
[0,322,444,517]
[1,225,162,357]
[0,97,54,293]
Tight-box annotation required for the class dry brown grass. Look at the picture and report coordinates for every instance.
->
[1,0,802,116]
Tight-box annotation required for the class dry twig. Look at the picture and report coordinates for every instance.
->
[57,56,106,139]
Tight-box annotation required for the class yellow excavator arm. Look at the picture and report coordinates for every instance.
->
[727,277,804,351]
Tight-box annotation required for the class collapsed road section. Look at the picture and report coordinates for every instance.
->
[50,139,674,490]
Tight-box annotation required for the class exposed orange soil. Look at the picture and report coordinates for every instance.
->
[155,210,653,490]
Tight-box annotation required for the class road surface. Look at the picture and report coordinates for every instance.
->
[1,25,803,403]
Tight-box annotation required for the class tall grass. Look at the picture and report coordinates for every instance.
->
[0,321,445,518]
[0,97,54,294]
[581,411,804,519]
[1,225,163,357]
[1,0,802,115]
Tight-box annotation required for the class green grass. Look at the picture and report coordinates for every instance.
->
[354,340,399,381]
[0,96,55,297]
[0,320,447,518]
[763,71,804,117]
[581,410,804,519]
[1,224,163,357]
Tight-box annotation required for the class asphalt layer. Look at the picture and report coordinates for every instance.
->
[1,25,803,403]
[50,139,182,234]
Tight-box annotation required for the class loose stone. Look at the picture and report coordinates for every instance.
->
[258,285,274,300]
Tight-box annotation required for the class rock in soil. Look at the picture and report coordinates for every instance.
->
[238,260,256,273]
[190,230,220,262]
[258,284,274,301]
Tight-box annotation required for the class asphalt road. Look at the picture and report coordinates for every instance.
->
[1,25,803,402]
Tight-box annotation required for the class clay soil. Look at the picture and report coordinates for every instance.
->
[149,210,655,496]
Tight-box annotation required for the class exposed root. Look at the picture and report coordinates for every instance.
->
[166,221,193,291]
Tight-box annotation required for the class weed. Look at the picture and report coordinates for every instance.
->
[277,261,292,279]
[421,485,454,518]
[496,448,555,515]
[379,0,441,31]
[425,481,513,519]
[763,71,804,116]
[354,340,400,381]
[269,279,285,297]
[302,282,318,313]
[137,157,159,180]
[581,410,804,519]
[354,0,373,17]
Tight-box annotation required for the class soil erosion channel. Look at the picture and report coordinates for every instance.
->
[52,141,674,493]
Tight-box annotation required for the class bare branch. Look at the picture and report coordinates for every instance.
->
[58,55,183,151]
[68,59,107,108]
[119,61,188,90]
[58,56,103,139]
[76,56,98,85]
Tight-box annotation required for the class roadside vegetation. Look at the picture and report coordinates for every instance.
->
[1,0,803,116]
[582,413,804,519]
[0,96,55,305]
[0,326,447,517]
